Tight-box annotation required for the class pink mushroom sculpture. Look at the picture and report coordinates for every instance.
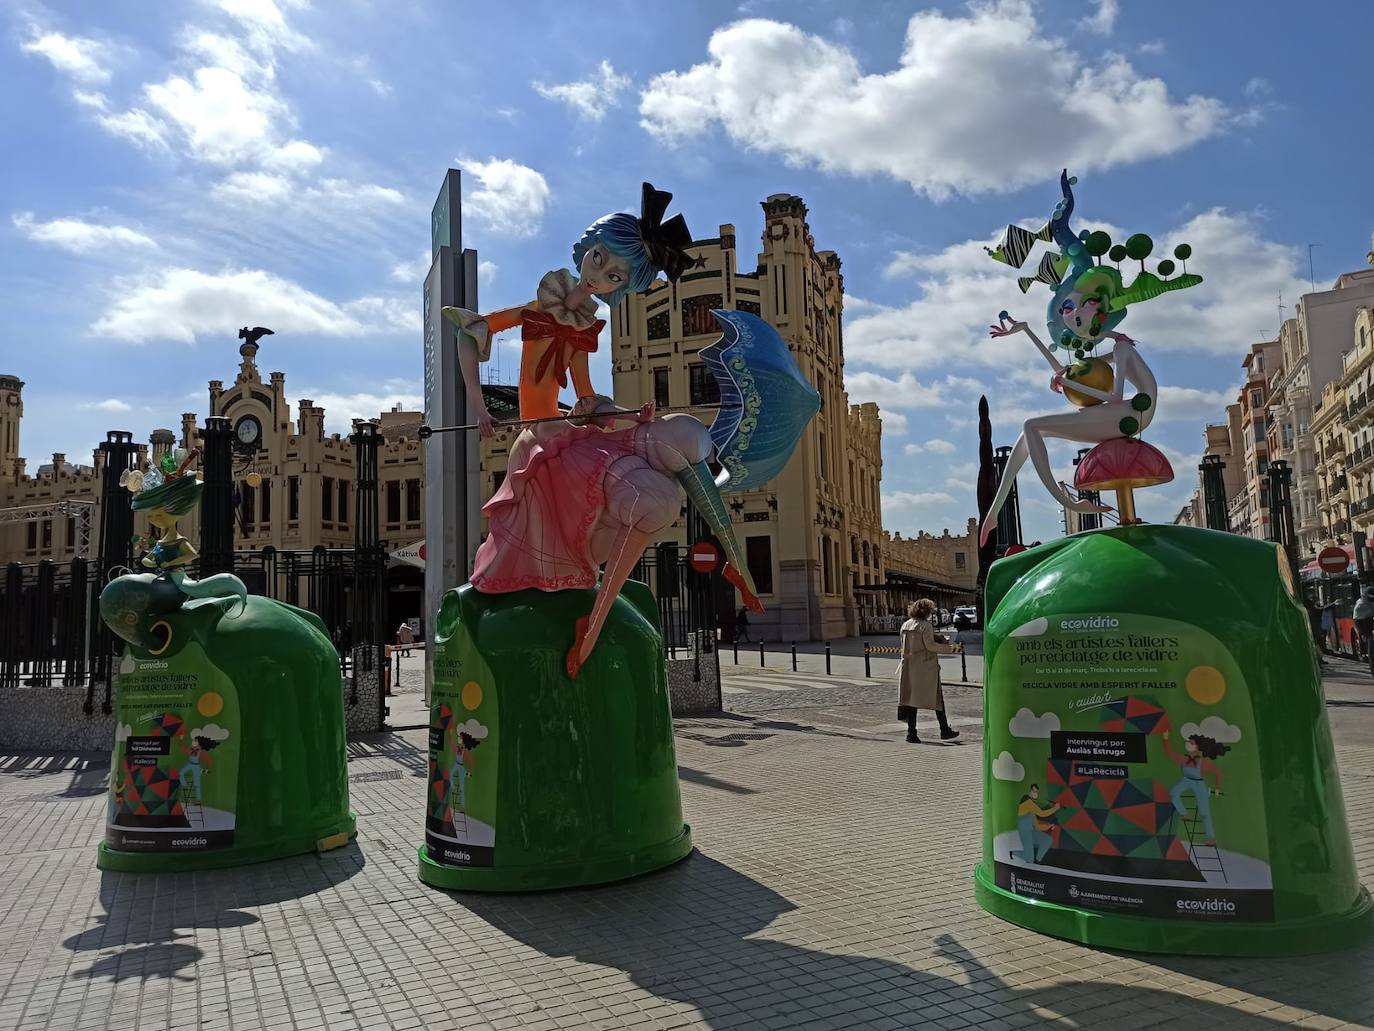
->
[1073,437,1174,525]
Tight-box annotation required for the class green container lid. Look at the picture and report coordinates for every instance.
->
[976,524,1372,955]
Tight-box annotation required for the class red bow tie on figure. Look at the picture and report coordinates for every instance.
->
[521,309,605,388]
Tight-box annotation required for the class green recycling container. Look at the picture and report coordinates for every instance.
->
[418,581,692,891]
[97,578,356,872]
[975,523,1372,955]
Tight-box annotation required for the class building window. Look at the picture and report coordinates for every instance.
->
[818,431,828,479]
[288,476,300,522]
[386,481,401,525]
[653,368,671,408]
[1251,389,1263,408]
[689,363,720,406]
[240,484,255,530]
[41,519,52,551]
[647,311,670,340]
[67,517,76,548]
[493,470,506,493]
[681,294,723,337]
[406,479,421,522]
[26,523,36,550]
[746,535,774,595]
[338,481,348,527]
[955,552,967,570]
[322,476,334,522]
[821,536,832,594]
[737,300,761,316]
[261,478,272,523]
[850,537,859,563]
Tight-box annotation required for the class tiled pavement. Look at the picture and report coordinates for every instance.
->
[2,661,1374,1030]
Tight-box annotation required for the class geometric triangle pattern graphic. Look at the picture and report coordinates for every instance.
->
[1099,697,1168,736]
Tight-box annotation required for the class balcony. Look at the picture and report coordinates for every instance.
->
[1348,392,1374,424]
[1350,442,1374,473]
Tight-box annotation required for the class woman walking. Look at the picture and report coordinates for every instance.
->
[897,598,961,743]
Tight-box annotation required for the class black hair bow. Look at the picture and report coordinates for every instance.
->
[639,182,702,282]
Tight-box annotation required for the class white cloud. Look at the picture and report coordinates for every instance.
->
[881,411,909,434]
[640,6,1227,198]
[188,722,231,742]
[341,296,418,334]
[217,0,312,53]
[1009,707,1059,738]
[992,750,1025,781]
[13,212,157,254]
[1244,77,1273,100]
[95,267,411,343]
[304,383,423,435]
[1087,0,1119,34]
[458,718,489,740]
[96,107,170,150]
[82,399,133,413]
[145,65,286,166]
[1181,716,1242,745]
[478,260,498,286]
[368,78,391,96]
[1138,40,1166,56]
[21,31,111,85]
[460,158,551,239]
[534,60,632,122]
[904,439,956,456]
[883,490,958,513]
[212,171,403,209]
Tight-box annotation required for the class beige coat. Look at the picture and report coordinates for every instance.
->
[896,617,955,713]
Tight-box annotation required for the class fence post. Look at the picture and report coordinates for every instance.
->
[825,641,831,677]
[759,639,765,668]
[791,641,797,672]
[864,642,871,679]
[961,643,968,683]
[199,416,235,577]
[733,637,738,665]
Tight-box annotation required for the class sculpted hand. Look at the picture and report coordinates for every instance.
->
[1050,371,1066,394]
[989,312,1028,338]
[472,401,495,439]
[638,400,657,424]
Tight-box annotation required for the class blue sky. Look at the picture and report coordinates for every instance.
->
[6,0,1374,542]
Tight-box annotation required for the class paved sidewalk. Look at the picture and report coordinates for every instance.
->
[2,664,1373,1029]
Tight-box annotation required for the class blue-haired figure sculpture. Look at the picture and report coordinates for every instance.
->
[978,170,1202,545]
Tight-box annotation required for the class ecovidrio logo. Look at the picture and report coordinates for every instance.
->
[1176,897,1237,915]
[1058,616,1120,631]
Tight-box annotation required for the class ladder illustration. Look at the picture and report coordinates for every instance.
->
[1172,791,1227,884]
[181,783,205,828]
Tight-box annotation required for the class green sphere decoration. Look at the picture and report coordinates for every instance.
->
[1084,231,1112,258]
[1157,259,1176,277]
[1125,234,1154,261]
[1108,244,1128,263]
[1074,349,1085,360]
[1119,416,1140,436]
[1131,393,1152,412]
[1174,243,1192,261]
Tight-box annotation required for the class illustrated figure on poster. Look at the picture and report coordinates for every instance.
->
[1162,730,1227,846]
[1010,784,1060,864]
[446,719,487,822]
[176,728,226,803]
[442,184,819,677]
[980,170,1203,544]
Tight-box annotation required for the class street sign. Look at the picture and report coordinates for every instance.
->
[1318,546,1350,574]
[393,540,426,569]
[688,540,720,573]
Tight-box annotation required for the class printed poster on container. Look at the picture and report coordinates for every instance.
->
[986,612,1273,921]
[425,622,497,868]
[107,643,239,852]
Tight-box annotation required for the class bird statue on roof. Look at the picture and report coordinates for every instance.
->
[238,326,274,347]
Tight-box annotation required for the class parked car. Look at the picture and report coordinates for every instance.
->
[953,605,978,630]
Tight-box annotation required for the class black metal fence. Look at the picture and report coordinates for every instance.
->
[631,542,720,658]
[0,558,93,691]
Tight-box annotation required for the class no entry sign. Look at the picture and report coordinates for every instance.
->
[688,540,720,573]
[1318,546,1350,574]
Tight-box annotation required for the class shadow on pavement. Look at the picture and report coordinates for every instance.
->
[456,853,1305,1028]
[60,847,366,983]
[348,731,430,778]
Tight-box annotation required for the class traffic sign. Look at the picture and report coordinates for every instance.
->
[1318,546,1349,574]
[688,540,720,573]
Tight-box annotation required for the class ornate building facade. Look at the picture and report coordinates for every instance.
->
[609,193,887,640]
